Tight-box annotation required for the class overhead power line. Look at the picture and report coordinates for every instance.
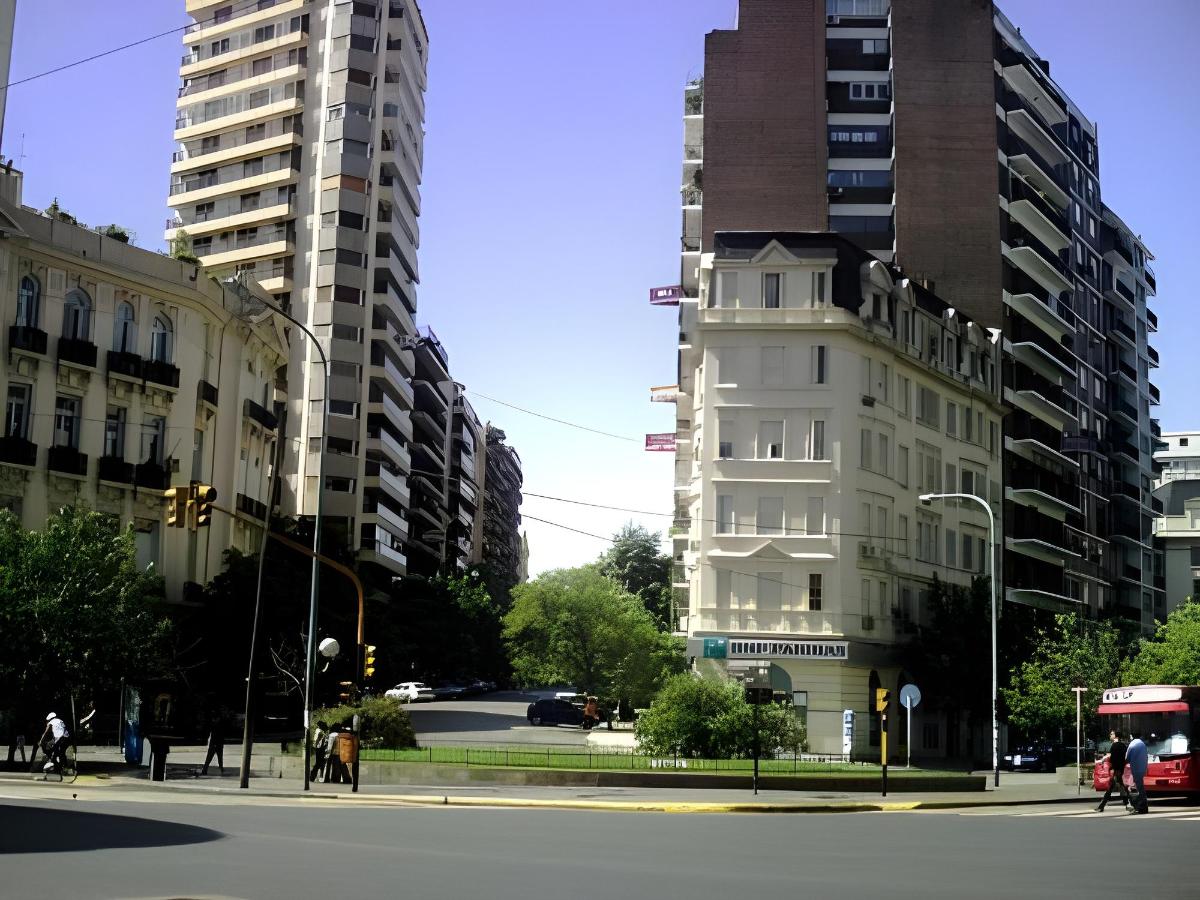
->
[466,390,640,443]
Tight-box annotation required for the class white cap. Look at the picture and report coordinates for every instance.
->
[46,712,56,721]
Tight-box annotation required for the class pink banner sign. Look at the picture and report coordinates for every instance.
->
[649,285,683,306]
[645,433,677,452]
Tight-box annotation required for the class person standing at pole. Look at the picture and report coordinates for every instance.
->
[201,708,226,776]
[1095,730,1130,812]
[1125,730,1149,814]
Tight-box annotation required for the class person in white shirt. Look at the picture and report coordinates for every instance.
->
[38,712,69,772]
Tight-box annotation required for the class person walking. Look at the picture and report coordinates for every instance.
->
[1095,730,1130,812]
[201,709,226,776]
[310,720,329,783]
[38,712,70,775]
[1125,729,1149,814]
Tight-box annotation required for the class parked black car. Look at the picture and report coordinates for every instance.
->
[526,698,585,726]
[1002,743,1058,773]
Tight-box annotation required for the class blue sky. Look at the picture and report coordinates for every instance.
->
[4,1,1196,576]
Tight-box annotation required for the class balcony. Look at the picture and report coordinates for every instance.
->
[1111,317,1136,348]
[1003,288,1072,342]
[827,138,893,160]
[1003,134,1067,193]
[97,456,135,485]
[1149,382,1160,405]
[0,436,37,467]
[107,350,142,380]
[1004,241,1071,298]
[9,325,47,356]
[236,492,268,523]
[1006,177,1069,251]
[1109,358,1138,388]
[1004,384,1072,431]
[1145,265,1156,292]
[56,336,97,369]
[999,59,1067,128]
[243,398,278,431]
[198,379,219,408]
[1147,345,1159,367]
[1146,309,1158,332]
[361,537,408,574]
[142,359,180,390]
[134,461,171,490]
[47,445,87,478]
[1111,397,1139,429]
[1005,105,1068,174]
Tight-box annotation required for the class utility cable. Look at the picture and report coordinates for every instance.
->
[465,390,641,443]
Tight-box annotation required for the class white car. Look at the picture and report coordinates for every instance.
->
[385,682,435,703]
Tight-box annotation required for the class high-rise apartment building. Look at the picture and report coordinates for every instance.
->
[168,0,428,577]
[677,0,1162,633]
[476,424,524,596]
[1153,432,1200,614]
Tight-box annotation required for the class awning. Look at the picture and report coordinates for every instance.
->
[1097,702,1189,715]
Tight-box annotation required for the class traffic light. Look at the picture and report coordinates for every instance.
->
[875,687,891,713]
[163,485,188,528]
[363,645,377,681]
[191,482,217,529]
[338,681,354,703]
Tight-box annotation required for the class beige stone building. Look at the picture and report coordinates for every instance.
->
[1,171,289,601]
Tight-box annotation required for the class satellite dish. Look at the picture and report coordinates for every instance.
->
[900,683,922,709]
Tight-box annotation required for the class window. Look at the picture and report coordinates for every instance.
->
[54,396,80,449]
[961,468,975,497]
[329,399,357,417]
[719,271,738,308]
[252,56,273,77]
[763,273,782,309]
[876,507,888,546]
[860,428,873,470]
[718,420,734,459]
[878,433,890,476]
[761,347,783,386]
[808,574,822,612]
[898,445,909,487]
[716,569,732,609]
[848,81,890,100]
[244,157,264,178]
[862,38,888,53]
[141,416,165,465]
[811,345,828,384]
[759,421,784,459]
[757,497,784,535]
[917,386,940,427]
[946,529,958,568]
[758,573,782,612]
[113,302,136,353]
[5,384,30,439]
[946,401,957,437]
[16,275,39,328]
[325,476,356,492]
[62,288,92,341]
[716,494,734,534]
[898,514,909,557]
[150,314,173,363]
[897,375,910,416]
[253,24,276,43]
[811,270,827,305]
[810,420,826,460]
[806,496,825,535]
[862,579,872,618]
[103,407,126,458]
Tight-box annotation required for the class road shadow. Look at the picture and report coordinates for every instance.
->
[0,804,223,854]
[407,707,526,733]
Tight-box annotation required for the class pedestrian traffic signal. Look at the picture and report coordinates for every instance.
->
[363,645,377,681]
[875,687,891,713]
[191,482,217,528]
[163,485,188,527]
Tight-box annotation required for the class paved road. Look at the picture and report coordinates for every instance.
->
[1,785,1195,899]
[406,690,598,746]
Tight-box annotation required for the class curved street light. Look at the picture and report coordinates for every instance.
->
[919,491,999,788]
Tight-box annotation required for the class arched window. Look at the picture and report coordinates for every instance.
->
[16,275,40,328]
[150,314,173,363]
[113,302,137,353]
[62,288,92,341]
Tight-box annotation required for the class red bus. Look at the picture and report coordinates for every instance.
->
[1093,685,1200,795]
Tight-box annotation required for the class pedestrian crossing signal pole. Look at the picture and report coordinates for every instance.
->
[876,688,891,797]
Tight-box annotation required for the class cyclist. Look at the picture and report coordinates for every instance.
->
[39,712,70,775]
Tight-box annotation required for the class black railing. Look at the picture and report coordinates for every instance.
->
[1149,383,1160,404]
[243,398,278,431]
[237,492,268,522]
[1007,221,1069,277]
[1112,319,1136,343]
[98,456,135,485]
[1146,309,1158,331]
[9,325,48,355]
[1147,345,1159,366]
[57,337,97,368]
[198,380,219,406]
[107,350,142,379]
[1003,134,1067,188]
[1007,176,1069,234]
[134,461,170,490]
[142,359,181,389]
[47,446,87,477]
[0,436,37,467]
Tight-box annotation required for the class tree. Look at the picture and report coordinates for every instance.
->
[597,523,673,628]
[634,674,806,758]
[1002,614,1121,740]
[1121,600,1200,687]
[0,508,169,713]
[503,566,684,706]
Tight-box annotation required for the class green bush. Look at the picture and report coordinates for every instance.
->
[313,696,417,749]
[634,673,807,758]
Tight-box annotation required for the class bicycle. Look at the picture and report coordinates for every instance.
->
[32,737,78,784]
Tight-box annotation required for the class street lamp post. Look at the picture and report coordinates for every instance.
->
[919,491,999,788]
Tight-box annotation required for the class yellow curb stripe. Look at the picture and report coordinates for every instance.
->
[354,794,926,814]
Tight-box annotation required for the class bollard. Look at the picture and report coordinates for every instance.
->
[149,738,169,782]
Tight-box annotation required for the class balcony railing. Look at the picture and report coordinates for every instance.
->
[9,325,47,355]
[173,118,303,167]
[1112,318,1136,343]
[1149,382,1160,404]
[98,456,135,485]
[1003,134,1067,189]
[243,398,279,431]
[134,461,171,490]
[47,445,88,477]
[198,379,219,407]
[142,359,181,389]
[1146,309,1158,331]
[1007,176,1068,233]
[56,336,97,369]
[237,492,269,522]
[107,350,143,380]
[179,47,305,98]
[0,436,37,467]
